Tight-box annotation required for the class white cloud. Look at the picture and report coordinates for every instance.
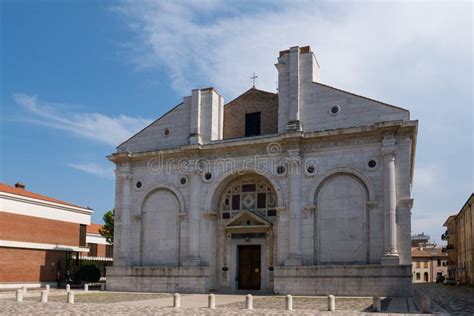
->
[116,1,472,100]
[13,93,151,146]
[68,162,114,179]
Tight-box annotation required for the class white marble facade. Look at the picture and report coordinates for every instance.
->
[107,46,417,296]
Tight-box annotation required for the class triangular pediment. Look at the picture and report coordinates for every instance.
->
[225,210,271,228]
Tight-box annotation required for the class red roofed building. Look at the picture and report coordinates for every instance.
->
[0,182,93,289]
[79,224,113,278]
[411,246,447,283]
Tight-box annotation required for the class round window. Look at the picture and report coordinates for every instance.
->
[180,177,187,185]
[163,128,170,137]
[368,160,377,168]
[307,165,315,174]
[135,181,142,189]
[329,104,340,115]
[204,172,212,181]
[277,165,286,175]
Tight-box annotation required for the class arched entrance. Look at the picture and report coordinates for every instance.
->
[314,173,369,264]
[214,174,278,291]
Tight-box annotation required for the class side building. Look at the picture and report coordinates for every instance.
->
[411,246,447,283]
[442,193,474,285]
[79,224,113,279]
[0,182,92,289]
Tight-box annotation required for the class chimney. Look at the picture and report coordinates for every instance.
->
[275,45,320,133]
[15,182,26,190]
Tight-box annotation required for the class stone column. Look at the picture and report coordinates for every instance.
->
[183,171,201,266]
[115,164,132,266]
[285,149,302,266]
[381,135,399,264]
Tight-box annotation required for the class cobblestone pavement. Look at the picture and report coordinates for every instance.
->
[414,283,474,315]
[23,292,170,303]
[0,290,417,315]
[220,296,374,311]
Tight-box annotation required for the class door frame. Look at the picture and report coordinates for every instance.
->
[230,238,266,291]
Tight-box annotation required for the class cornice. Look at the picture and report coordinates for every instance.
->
[108,120,418,163]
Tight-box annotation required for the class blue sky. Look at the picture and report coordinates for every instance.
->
[1,1,472,243]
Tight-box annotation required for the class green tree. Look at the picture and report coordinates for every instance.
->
[99,209,114,244]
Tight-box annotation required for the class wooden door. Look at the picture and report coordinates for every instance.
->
[238,245,261,290]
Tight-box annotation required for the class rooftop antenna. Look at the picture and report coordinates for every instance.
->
[250,73,258,88]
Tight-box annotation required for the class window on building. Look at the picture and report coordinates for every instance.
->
[245,112,261,137]
[416,261,420,268]
[437,259,441,266]
[424,272,429,282]
[88,243,98,257]
[424,261,428,268]
[106,245,113,258]
[79,224,86,247]
[416,273,420,280]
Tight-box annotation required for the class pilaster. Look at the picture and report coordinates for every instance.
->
[285,148,303,266]
[381,134,399,264]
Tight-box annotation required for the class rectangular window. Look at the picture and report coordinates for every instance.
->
[245,112,261,137]
[88,243,98,257]
[416,261,420,268]
[437,259,441,266]
[232,195,240,210]
[105,245,113,258]
[267,209,277,217]
[424,261,428,268]
[416,273,420,280]
[222,212,230,219]
[257,193,266,209]
[242,184,256,192]
[79,224,86,247]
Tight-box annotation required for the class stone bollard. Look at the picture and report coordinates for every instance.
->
[286,294,293,311]
[246,294,253,310]
[67,291,74,304]
[327,295,335,311]
[84,284,89,292]
[45,284,50,292]
[41,290,48,303]
[66,284,70,292]
[173,293,181,308]
[373,296,381,312]
[22,286,27,293]
[16,289,23,302]
[420,294,430,313]
[208,293,216,309]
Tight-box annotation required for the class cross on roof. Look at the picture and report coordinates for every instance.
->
[250,73,258,88]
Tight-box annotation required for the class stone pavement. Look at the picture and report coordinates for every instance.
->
[0,289,424,315]
[414,283,474,315]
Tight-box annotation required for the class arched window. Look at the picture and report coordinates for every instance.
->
[423,272,429,282]
[220,176,277,219]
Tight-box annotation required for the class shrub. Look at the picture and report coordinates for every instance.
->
[77,264,101,282]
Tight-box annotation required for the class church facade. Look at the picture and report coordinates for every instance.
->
[107,46,417,296]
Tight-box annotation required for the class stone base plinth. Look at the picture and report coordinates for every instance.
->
[106,266,209,293]
[274,264,412,296]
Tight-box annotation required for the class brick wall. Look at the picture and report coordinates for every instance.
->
[0,248,67,282]
[0,212,80,246]
[223,88,278,139]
